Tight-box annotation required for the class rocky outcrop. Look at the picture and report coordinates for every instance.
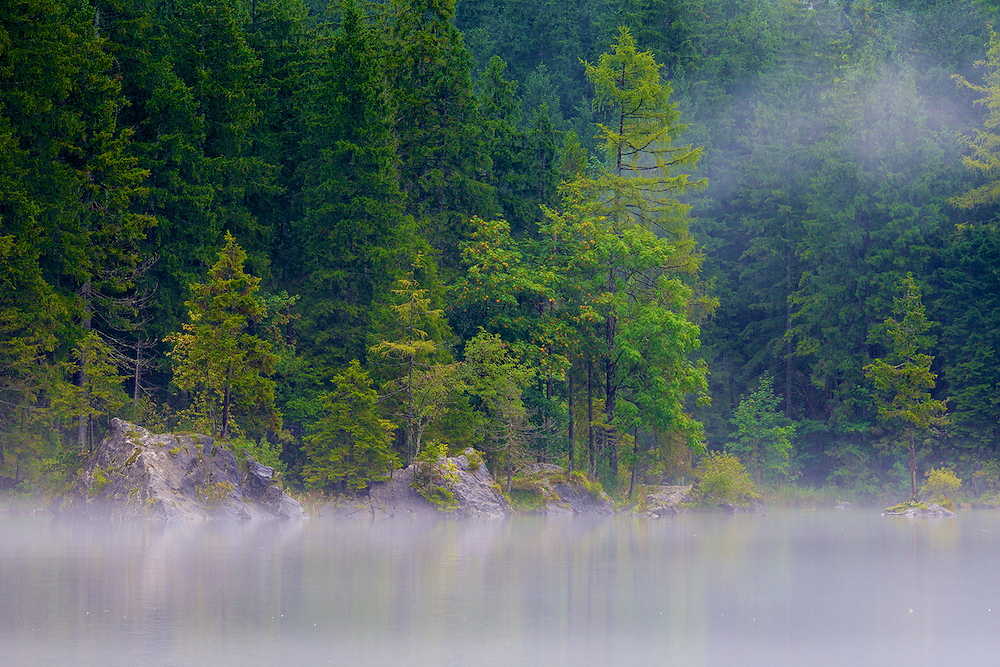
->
[362,449,511,519]
[60,419,304,520]
[510,464,615,515]
[642,485,693,517]
[883,501,956,517]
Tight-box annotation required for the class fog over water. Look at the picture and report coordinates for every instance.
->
[2,511,999,666]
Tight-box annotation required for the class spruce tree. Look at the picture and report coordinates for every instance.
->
[864,274,947,503]
[387,0,498,267]
[166,233,281,439]
[302,360,399,492]
[293,0,409,368]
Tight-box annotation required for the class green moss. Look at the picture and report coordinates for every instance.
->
[884,501,928,514]
[196,480,236,505]
[168,447,181,457]
[88,467,110,498]
[124,448,140,467]
[508,487,547,512]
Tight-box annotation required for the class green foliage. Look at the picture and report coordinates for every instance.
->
[293,0,409,366]
[230,435,287,476]
[726,374,796,484]
[196,480,237,506]
[88,467,111,499]
[302,360,399,492]
[576,26,704,237]
[465,448,485,471]
[370,259,459,462]
[692,451,759,508]
[411,440,460,511]
[462,330,534,476]
[953,27,1000,209]
[864,274,947,501]
[166,233,282,439]
[921,467,962,506]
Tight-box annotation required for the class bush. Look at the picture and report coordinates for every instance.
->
[692,452,759,507]
[922,467,962,506]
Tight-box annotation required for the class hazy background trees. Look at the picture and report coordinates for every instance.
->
[5,0,1000,501]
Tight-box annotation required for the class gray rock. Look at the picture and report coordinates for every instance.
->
[835,501,853,510]
[60,418,304,520]
[549,479,615,515]
[365,449,511,519]
[644,485,693,517]
[507,469,615,516]
[883,502,957,517]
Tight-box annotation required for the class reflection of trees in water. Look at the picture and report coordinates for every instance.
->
[5,513,999,666]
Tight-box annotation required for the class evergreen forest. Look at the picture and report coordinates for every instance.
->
[6,0,1000,504]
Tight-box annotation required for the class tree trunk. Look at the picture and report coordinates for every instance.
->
[567,369,575,474]
[77,283,93,450]
[587,359,595,475]
[908,426,918,502]
[221,382,232,439]
[628,428,639,500]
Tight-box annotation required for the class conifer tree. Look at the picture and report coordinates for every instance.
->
[864,274,947,503]
[294,0,409,367]
[166,233,281,439]
[387,0,498,267]
[565,28,708,480]
[370,259,453,464]
[303,360,399,491]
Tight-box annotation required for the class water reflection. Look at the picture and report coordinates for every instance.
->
[2,511,999,666]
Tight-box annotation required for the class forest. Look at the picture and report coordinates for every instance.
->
[4,0,1000,504]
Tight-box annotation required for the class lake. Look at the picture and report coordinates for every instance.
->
[1,510,998,666]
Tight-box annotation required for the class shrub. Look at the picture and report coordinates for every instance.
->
[464,448,485,471]
[692,452,759,507]
[922,467,962,506]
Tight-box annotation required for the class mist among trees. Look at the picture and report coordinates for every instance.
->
[4,0,1000,502]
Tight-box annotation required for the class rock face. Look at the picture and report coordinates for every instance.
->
[883,502,957,517]
[61,419,305,520]
[364,449,511,519]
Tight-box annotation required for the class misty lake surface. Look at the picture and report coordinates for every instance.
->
[2,510,999,667]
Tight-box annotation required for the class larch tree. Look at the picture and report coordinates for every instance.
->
[563,27,709,485]
[369,259,453,464]
[953,27,1000,209]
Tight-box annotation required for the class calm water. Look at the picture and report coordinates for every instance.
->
[1,510,998,666]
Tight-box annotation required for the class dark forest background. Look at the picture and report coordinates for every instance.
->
[5,0,1000,501]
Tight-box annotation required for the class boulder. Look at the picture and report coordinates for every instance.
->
[60,418,305,520]
[643,485,694,517]
[883,501,957,517]
[835,501,853,510]
[365,449,511,519]
[509,465,615,515]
